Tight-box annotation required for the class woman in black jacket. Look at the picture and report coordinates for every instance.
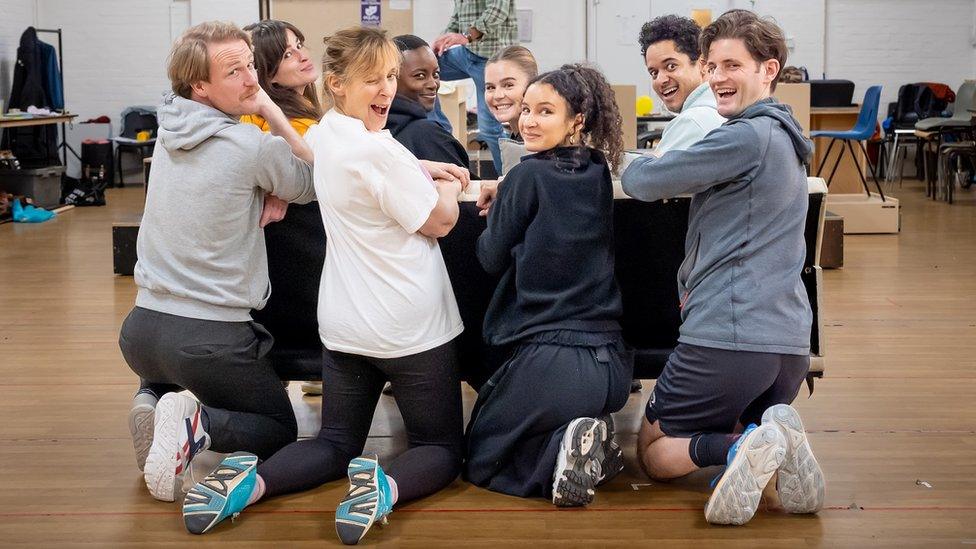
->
[386,35,470,169]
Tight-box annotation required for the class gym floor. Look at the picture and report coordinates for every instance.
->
[1,179,974,546]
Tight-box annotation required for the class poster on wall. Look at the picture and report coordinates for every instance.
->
[361,0,381,27]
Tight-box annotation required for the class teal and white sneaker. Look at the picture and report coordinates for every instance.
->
[551,417,606,507]
[335,454,393,545]
[762,404,825,514]
[182,452,258,535]
[704,423,787,525]
[593,414,624,486]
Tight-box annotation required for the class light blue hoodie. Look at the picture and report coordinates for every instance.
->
[655,82,726,156]
[621,98,813,355]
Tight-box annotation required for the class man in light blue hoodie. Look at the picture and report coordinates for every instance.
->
[118,21,317,503]
[638,14,725,155]
[622,10,825,526]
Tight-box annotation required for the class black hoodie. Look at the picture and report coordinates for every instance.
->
[384,95,470,169]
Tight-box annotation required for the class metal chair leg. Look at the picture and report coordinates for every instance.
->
[845,140,872,198]
[886,132,900,183]
[816,138,838,178]
[855,139,886,201]
[825,139,847,187]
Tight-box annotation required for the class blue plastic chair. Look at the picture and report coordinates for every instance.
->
[811,85,885,200]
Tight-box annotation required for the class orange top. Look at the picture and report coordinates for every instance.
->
[240,114,316,136]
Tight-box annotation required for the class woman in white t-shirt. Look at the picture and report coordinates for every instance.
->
[181,27,469,545]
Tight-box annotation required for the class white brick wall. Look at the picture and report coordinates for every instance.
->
[0,0,38,112]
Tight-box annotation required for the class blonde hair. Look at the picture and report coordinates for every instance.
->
[321,26,402,109]
[487,45,538,80]
[167,21,251,99]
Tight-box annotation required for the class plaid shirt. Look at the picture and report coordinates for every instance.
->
[444,0,518,59]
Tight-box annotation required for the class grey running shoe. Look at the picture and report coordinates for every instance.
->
[704,423,787,525]
[593,414,624,486]
[552,417,606,507]
[762,404,825,514]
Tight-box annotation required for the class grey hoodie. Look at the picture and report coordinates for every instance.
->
[134,94,315,322]
[621,98,813,355]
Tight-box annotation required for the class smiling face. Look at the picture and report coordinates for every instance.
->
[644,39,706,113]
[397,46,440,111]
[192,39,260,116]
[330,60,399,131]
[485,59,532,125]
[518,82,582,152]
[270,29,318,92]
[706,38,778,117]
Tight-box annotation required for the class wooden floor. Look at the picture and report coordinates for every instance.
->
[1,180,975,547]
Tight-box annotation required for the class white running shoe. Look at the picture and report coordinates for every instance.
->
[128,391,158,471]
[762,404,825,514]
[551,417,606,507]
[143,393,211,502]
[704,423,787,525]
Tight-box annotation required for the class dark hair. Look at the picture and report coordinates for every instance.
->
[528,63,623,173]
[638,15,702,61]
[392,34,429,52]
[700,9,788,92]
[243,20,323,120]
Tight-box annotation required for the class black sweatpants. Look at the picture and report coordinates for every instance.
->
[258,339,463,503]
[464,335,633,499]
[118,307,297,460]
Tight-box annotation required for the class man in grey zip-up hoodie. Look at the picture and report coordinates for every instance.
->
[118,22,315,503]
[623,10,825,527]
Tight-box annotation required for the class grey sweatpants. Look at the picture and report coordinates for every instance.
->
[118,306,297,459]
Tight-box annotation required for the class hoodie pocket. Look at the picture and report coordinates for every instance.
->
[677,232,702,295]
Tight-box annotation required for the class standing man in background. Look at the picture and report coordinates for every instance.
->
[431,0,517,174]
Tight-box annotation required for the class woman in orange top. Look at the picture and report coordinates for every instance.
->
[243,20,325,394]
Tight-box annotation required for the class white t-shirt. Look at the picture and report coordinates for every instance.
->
[306,109,463,358]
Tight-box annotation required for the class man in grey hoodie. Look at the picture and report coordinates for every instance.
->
[622,10,825,526]
[118,21,316,503]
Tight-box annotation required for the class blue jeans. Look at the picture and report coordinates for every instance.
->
[429,46,504,173]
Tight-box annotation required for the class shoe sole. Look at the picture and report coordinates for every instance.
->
[183,452,258,535]
[762,404,825,514]
[300,382,323,396]
[594,415,624,486]
[552,418,605,507]
[704,424,787,526]
[144,395,197,502]
[336,456,382,545]
[129,402,155,472]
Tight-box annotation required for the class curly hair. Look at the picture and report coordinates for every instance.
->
[638,15,702,60]
[529,63,624,174]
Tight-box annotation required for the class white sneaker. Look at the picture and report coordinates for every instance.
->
[762,404,825,514]
[128,392,158,471]
[704,423,787,525]
[144,393,211,502]
[551,417,606,507]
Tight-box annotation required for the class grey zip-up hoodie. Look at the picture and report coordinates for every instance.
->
[134,94,315,322]
[621,98,813,355]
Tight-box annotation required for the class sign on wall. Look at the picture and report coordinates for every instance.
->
[361,0,381,27]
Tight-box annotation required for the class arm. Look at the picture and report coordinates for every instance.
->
[253,88,313,165]
[418,179,463,238]
[473,0,511,34]
[654,116,710,157]
[476,169,535,275]
[621,122,761,202]
[253,134,315,204]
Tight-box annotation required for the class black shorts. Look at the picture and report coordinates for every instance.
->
[645,343,809,437]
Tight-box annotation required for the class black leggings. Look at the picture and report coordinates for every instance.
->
[258,340,463,503]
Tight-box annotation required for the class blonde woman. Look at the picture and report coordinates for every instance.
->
[182,27,469,546]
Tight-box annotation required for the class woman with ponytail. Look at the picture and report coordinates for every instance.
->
[466,64,633,507]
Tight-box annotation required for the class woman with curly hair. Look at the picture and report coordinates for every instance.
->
[465,64,633,507]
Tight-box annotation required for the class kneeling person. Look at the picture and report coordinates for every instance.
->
[621,10,825,526]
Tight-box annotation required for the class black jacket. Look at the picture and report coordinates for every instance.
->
[385,95,470,169]
[477,147,623,345]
